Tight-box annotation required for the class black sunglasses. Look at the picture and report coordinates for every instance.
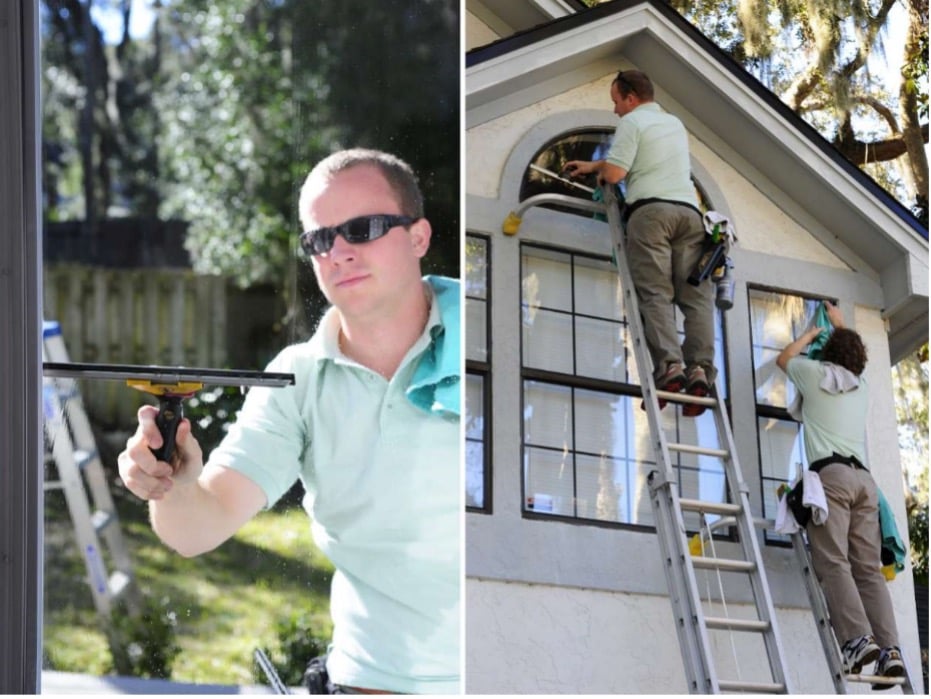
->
[300,214,419,256]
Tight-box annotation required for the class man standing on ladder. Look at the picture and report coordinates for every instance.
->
[776,300,905,689]
[564,69,716,416]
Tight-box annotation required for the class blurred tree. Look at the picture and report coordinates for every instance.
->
[41,0,460,338]
[582,0,929,224]
[670,0,929,224]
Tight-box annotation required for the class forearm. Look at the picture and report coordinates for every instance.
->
[149,465,264,557]
[776,327,821,372]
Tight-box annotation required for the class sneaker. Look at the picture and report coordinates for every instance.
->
[682,365,711,417]
[871,646,905,690]
[642,361,687,411]
[840,634,880,674]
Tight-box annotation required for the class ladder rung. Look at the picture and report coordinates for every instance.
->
[705,616,770,632]
[846,673,906,686]
[44,480,64,491]
[74,449,97,470]
[668,442,729,459]
[678,498,742,516]
[91,510,114,533]
[718,679,786,693]
[691,556,755,573]
[108,571,133,599]
[654,389,717,406]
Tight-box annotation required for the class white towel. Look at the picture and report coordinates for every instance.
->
[774,470,829,534]
[787,361,860,421]
[802,469,829,526]
[775,489,799,534]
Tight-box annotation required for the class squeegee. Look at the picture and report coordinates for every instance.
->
[43,362,295,463]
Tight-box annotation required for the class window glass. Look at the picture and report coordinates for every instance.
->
[520,243,727,528]
[748,287,822,542]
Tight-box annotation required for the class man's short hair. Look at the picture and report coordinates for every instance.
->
[299,148,424,223]
[821,328,868,376]
[613,70,654,101]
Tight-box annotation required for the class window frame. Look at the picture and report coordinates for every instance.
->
[0,0,43,692]
[518,239,731,530]
[465,232,492,514]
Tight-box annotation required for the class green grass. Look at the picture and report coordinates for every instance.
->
[43,487,333,686]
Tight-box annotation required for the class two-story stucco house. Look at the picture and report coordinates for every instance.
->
[464,0,929,693]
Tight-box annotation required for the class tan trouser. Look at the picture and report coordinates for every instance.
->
[625,202,716,381]
[806,463,900,647]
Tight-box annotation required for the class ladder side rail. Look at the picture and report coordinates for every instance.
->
[44,329,140,615]
[43,378,115,618]
[650,472,721,693]
[790,530,849,692]
[603,188,721,693]
[709,387,792,691]
[44,331,137,583]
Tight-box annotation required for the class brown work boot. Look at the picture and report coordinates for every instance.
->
[642,361,687,411]
[682,365,711,417]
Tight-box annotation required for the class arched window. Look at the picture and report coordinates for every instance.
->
[519,129,713,214]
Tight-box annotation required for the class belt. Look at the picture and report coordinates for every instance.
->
[809,452,867,473]
[621,197,702,224]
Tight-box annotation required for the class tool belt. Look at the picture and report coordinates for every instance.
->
[620,197,702,224]
[809,453,867,474]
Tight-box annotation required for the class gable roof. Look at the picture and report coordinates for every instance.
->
[466,0,929,362]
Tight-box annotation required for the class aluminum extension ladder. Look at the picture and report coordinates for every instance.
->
[42,320,140,619]
[506,185,789,693]
[791,530,917,693]
[596,186,791,693]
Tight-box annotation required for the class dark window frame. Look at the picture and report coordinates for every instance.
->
[466,232,492,514]
[518,240,731,531]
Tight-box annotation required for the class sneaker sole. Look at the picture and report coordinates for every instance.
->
[870,662,904,691]
[682,382,710,417]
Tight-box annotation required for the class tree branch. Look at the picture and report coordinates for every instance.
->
[835,123,929,165]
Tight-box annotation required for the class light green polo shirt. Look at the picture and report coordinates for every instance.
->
[210,279,461,694]
[785,357,869,465]
[606,102,698,207]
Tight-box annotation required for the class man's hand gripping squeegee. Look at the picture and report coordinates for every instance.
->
[43,362,295,463]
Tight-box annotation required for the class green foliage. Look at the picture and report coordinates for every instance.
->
[107,597,182,679]
[908,493,929,586]
[44,503,332,685]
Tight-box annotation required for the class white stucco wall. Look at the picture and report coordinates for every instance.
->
[466,578,863,694]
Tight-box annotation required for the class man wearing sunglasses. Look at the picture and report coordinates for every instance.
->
[118,148,461,694]
[563,69,716,416]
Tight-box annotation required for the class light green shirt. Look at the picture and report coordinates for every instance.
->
[785,357,869,465]
[210,279,461,694]
[606,102,698,207]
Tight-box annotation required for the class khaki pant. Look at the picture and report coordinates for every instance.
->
[625,202,716,381]
[806,463,899,647]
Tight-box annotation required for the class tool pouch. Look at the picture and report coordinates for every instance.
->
[303,654,335,694]
[785,479,811,528]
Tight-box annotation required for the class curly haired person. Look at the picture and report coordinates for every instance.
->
[777,300,904,688]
